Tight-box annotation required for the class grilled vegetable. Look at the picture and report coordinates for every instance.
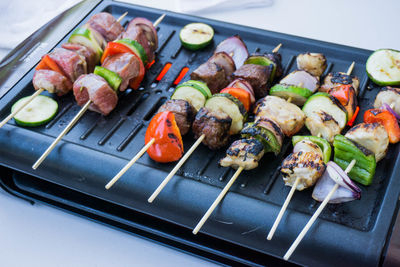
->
[329,84,358,122]
[270,84,313,106]
[205,93,246,134]
[244,55,276,82]
[279,70,319,93]
[172,81,211,111]
[303,92,347,129]
[312,161,361,203]
[180,23,214,51]
[296,52,327,77]
[241,122,281,155]
[36,55,67,78]
[214,35,248,68]
[333,135,376,186]
[220,87,251,111]
[364,108,400,144]
[320,72,360,94]
[374,86,400,115]
[93,66,122,91]
[292,135,331,163]
[145,111,184,163]
[115,39,148,65]
[12,95,58,127]
[68,27,103,62]
[228,78,255,104]
[366,49,400,86]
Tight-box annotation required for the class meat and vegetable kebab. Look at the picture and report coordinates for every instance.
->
[31,13,165,169]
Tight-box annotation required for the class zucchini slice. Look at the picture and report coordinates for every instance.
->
[69,27,103,63]
[205,93,246,135]
[303,92,348,129]
[172,85,206,111]
[180,23,214,51]
[116,38,148,65]
[366,49,400,86]
[12,95,58,127]
[270,84,313,106]
[181,80,212,98]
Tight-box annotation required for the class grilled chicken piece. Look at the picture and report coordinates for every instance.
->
[320,72,360,94]
[374,86,400,115]
[192,107,232,150]
[345,123,389,162]
[280,70,319,93]
[296,52,327,77]
[281,151,326,191]
[254,96,305,136]
[33,70,72,96]
[219,138,265,170]
[293,140,323,156]
[305,110,341,143]
[158,99,196,135]
[232,64,272,99]
[191,62,227,94]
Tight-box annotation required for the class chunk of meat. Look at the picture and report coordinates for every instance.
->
[122,21,155,63]
[232,64,272,99]
[374,86,400,115]
[219,138,265,170]
[192,107,232,150]
[86,12,124,42]
[265,52,283,80]
[345,122,389,162]
[305,111,341,143]
[157,99,196,135]
[281,151,326,191]
[296,52,327,77]
[62,43,97,73]
[33,69,72,96]
[102,53,140,91]
[73,74,118,116]
[49,48,86,82]
[293,140,323,156]
[190,61,227,94]
[209,52,236,78]
[320,72,360,94]
[254,95,305,136]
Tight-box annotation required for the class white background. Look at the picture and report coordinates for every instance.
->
[1,0,400,266]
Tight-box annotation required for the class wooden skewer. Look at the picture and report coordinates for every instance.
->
[32,100,91,169]
[283,159,356,261]
[148,134,205,202]
[0,88,45,129]
[193,166,244,235]
[153,13,166,27]
[346,61,355,76]
[105,138,155,189]
[117,12,128,23]
[272,43,282,53]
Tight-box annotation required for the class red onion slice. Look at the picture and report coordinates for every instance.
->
[312,161,361,203]
[215,35,249,69]
[129,17,158,50]
[228,78,255,104]
[382,102,400,120]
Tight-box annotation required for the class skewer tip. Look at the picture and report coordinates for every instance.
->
[272,43,282,53]
[346,61,355,75]
[153,13,166,27]
[117,11,128,23]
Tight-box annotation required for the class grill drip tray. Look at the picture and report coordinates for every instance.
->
[0,1,400,266]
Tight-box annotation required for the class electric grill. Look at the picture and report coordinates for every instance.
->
[0,1,399,266]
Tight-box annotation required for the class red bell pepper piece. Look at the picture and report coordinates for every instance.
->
[145,111,184,163]
[364,108,400,144]
[220,87,251,111]
[35,54,66,78]
[347,106,360,127]
[329,84,357,120]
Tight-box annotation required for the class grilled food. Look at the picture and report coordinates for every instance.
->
[320,72,360,94]
[296,52,327,77]
[158,99,196,135]
[374,86,400,115]
[219,138,265,170]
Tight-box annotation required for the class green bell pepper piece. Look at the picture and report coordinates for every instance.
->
[292,135,331,163]
[94,66,122,91]
[241,122,281,155]
[333,135,376,186]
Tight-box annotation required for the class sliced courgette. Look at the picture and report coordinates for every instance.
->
[270,84,313,106]
[181,80,212,98]
[241,122,281,154]
[180,23,214,50]
[116,38,148,65]
[366,49,400,86]
[205,93,246,135]
[12,95,58,127]
[172,85,206,111]
[303,92,348,129]
[69,27,103,63]
[94,66,122,91]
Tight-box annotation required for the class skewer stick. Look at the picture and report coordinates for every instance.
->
[346,61,355,76]
[272,43,282,53]
[32,100,92,169]
[105,138,155,189]
[153,13,166,27]
[193,166,244,235]
[148,134,205,203]
[117,12,128,23]
[267,177,300,240]
[283,159,356,261]
[0,88,45,129]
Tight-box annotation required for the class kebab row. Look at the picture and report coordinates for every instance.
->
[25,12,164,169]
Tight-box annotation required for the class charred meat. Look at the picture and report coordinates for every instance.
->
[219,138,265,170]
[232,64,272,99]
[158,99,196,135]
[320,72,360,94]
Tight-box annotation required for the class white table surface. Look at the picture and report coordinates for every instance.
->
[1,0,400,266]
